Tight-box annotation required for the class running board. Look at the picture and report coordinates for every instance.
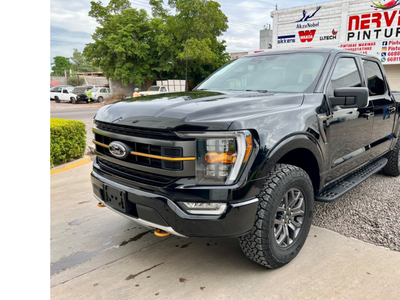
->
[315,157,388,202]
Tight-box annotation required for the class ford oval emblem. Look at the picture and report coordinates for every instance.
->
[109,141,129,159]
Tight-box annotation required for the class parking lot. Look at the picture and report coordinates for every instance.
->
[51,164,400,299]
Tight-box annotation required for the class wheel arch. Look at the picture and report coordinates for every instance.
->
[254,134,324,195]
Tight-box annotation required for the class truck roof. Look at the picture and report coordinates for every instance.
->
[244,48,376,59]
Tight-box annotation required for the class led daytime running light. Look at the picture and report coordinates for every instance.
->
[205,152,237,164]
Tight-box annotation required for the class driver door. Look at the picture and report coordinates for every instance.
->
[325,56,374,183]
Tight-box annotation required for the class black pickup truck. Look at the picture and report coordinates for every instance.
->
[91,48,400,268]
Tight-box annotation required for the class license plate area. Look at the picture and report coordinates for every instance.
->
[104,185,127,213]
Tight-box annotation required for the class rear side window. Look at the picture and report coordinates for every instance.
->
[363,60,385,96]
[328,58,361,96]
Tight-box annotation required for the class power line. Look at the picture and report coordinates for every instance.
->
[218,0,275,9]
[230,20,264,27]
[252,0,276,7]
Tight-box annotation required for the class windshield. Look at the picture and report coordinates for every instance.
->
[196,53,326,93]
[148,86,160,91]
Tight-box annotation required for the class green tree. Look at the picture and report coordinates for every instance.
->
[83,0,155,86]
[51,56,72,76]
[70,49,101,73]
[150,0,230,84]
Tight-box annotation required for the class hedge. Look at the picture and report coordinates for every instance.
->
[50,118,86,167]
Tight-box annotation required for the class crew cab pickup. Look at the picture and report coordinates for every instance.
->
[143,85,169,95]
[52,87,77,103]
[91,49,400,268]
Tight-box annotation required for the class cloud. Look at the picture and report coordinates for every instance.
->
[50,0,333,64]
[50,26,93,65]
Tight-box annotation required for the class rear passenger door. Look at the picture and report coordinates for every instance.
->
[362,59,396,157]
[325,55,374,182]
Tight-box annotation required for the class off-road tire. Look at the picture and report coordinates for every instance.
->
[382,135,400,176]
[97,96,104,103]
[239,164,314,269]
[55,96,60,103]
[71,97,76,104]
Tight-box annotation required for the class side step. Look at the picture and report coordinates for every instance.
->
[315,157,388,202]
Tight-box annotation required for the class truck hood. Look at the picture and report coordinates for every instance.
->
[94,91,304,131]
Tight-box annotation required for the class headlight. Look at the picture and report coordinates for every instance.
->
[176,131,253,185]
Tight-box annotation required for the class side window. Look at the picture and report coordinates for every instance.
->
[328,58,361,96]
[100,88,106,93]
[363,60,385,96]
[160,87,167,92]
[63,89,68,94]
[107,88,111,93]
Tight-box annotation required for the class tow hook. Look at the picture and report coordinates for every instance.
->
[154,229,170,237]
[97,202,105,207]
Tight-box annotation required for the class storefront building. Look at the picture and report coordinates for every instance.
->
[271,0,400,90]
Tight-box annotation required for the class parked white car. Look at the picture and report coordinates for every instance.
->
[50,85,73,100]
[91,87,111,102]
[53,87,79,104]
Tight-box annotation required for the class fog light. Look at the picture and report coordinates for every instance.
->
[179,202,227,215]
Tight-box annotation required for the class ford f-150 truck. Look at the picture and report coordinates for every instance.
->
[91,49,400,268]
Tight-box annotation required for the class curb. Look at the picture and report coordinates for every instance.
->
[51,156,92,175]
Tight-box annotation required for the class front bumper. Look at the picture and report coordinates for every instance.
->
[91,169,259,238]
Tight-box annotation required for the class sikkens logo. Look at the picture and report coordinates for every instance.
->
[371,0,400,10]
[299,30,316,42]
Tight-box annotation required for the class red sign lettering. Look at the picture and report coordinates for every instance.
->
[298,30,316,42]
[348,10,400,30]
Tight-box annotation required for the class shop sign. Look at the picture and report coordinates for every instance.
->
[298,30,316,42]
[370,0,400,10]
[320,29,338,40]
[347,9,400,41]
[278,35,296,44]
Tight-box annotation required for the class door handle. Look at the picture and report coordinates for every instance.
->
[362,112,374,119]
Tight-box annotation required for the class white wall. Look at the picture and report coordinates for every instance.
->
[385,65,400,91]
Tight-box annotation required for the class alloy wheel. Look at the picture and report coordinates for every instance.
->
[274,188,305,248]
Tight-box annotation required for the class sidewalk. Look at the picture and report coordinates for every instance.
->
[51,163,400,300]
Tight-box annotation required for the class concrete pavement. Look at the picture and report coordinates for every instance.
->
[50,161,400,300]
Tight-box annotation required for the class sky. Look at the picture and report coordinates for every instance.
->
[50,0,333,66]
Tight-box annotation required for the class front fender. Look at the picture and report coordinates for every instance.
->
[250,133,326,192]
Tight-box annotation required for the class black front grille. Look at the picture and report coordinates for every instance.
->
[94,120,178,140]
[98,158,177,186]
[95,133,183,171]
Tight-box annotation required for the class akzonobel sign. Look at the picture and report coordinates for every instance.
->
[274,0,400,64]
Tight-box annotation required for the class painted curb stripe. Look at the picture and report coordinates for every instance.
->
[50,157,92,175]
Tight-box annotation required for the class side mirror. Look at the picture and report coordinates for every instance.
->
[331,87,369,108]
